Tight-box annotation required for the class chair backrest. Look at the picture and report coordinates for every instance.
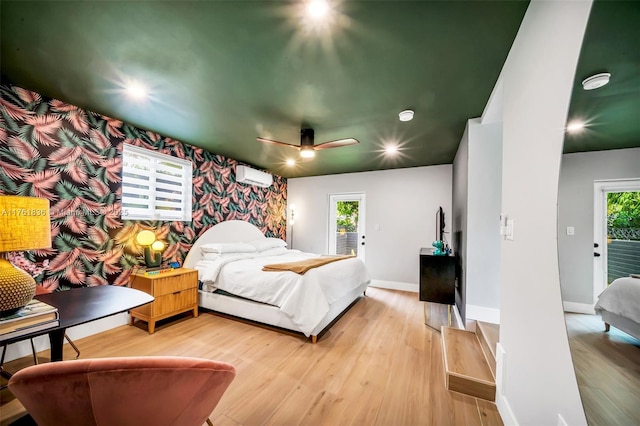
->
[8,356,236,426]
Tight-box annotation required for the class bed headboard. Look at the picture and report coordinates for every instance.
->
[183,220,266,269]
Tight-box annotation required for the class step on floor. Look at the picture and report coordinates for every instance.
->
[441,326,496,401]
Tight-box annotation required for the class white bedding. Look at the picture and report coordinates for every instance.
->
[595,276,640,324]
[194,248,370,336]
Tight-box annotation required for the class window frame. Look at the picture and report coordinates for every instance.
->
[121,144,193,221]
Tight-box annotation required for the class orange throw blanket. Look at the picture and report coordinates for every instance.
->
[262,255,354,275]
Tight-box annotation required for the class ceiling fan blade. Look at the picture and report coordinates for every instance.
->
[256,137,301,150]
[313,138,360,150]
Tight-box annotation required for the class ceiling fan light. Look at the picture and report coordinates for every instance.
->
[300,148,315,159]
[399,110,414,122]
[582,73,610,90]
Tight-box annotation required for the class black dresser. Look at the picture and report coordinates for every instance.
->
[419,248,456,305]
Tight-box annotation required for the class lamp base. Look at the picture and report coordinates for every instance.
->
[143,247,162,268]
[0,257,36,317]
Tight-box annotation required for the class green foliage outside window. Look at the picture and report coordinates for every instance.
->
[337,201,358,232]
[607,192,640,240]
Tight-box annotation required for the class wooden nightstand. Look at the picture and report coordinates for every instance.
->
[129,268,199,334]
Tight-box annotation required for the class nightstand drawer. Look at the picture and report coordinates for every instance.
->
[153,288,197,316]
[152,271,198,297]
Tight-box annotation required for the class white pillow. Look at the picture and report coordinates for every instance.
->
[248,238,287,252]
[202,252,220,260]
[200,242,257,254]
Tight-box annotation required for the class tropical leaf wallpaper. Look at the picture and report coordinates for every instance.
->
[0,84,287,291]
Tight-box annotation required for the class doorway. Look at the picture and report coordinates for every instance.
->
[593,179,640,302]
[328,193,365,260]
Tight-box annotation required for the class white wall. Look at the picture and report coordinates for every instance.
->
[496,1,592,425]
[452,123,469,319]
[466,118,502,320]
[288,165,452,291]
[558,147,640,305]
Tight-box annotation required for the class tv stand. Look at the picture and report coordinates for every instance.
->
[419,248,456,329]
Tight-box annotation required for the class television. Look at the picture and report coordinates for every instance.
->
[435,206,445,242]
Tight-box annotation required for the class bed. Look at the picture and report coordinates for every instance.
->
[183,220,371,343]
[594,275,640,341]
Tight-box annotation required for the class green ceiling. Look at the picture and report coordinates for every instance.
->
[565,0,640,154]
[1,1,637,178]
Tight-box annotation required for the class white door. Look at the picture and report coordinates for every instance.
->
[328,193,365,261]
[593,179,640,303]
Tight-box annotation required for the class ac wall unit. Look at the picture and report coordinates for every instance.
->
[236,165,273,188]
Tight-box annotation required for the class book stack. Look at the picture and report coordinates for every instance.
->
[141,266,175,276]
[0,299,59,341]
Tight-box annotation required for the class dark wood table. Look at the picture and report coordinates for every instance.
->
[1,286,153,362]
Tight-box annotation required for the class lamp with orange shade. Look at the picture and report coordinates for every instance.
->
[0,196,51,316]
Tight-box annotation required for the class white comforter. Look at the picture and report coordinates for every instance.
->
[194,248,370,336]
[595,276,640,324]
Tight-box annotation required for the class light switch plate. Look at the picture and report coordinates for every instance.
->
[566,226,575,236]
[505,219,514,241]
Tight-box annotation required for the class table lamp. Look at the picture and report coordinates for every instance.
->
[0,196,51,316]
[136,230,165,268]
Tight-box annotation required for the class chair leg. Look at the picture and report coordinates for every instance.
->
[206,418,214,426]
[64,334,80,359]
[29,339,38,365]
[1,343,12,390]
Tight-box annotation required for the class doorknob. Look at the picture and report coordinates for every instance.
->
[594,252,601,257]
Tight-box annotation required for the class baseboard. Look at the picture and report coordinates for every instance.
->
[370,279,418,293]
[2,312,129,363]
[495,342,518,425]
[496,388,519,426]
[466,304,501,324]
[562,301,595,315]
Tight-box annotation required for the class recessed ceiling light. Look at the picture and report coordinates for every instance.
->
[300,148,315,159]
[385,145,399,155]
[399,110,414,122]
[286,159,296,166]
[566,121,585,133]
[125,80,148,100]
[582,73,611,90]
[307,0,329,19]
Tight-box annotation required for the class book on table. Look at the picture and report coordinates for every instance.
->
[0,299,59,335]
[0,318,60,341]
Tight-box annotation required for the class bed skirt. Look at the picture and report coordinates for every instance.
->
[198,280,370,340]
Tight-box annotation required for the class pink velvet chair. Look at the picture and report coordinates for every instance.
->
[8,356,236,426]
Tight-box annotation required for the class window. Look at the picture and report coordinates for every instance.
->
[121,144,193,221]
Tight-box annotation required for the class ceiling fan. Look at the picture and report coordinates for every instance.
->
[257,128,359,159]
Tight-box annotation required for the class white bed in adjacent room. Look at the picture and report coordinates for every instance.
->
[594,275,640,341]
[183,220,370,342]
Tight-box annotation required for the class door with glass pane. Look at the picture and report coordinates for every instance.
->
[328,193,365,260]
[593,180,640,301]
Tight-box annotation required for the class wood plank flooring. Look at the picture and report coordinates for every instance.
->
[565,312,640,426]
[1,287,502,426]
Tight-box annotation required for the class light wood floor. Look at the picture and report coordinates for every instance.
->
[565,312,640,426]
[1,287,502,426]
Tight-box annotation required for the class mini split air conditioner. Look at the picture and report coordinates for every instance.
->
[236,165,273,188]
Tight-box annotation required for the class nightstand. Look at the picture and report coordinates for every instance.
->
[129,268,198,334]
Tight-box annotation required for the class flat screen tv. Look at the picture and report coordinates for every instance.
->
[435,206,445,242]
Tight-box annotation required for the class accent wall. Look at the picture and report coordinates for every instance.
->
[0,84,287,291]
